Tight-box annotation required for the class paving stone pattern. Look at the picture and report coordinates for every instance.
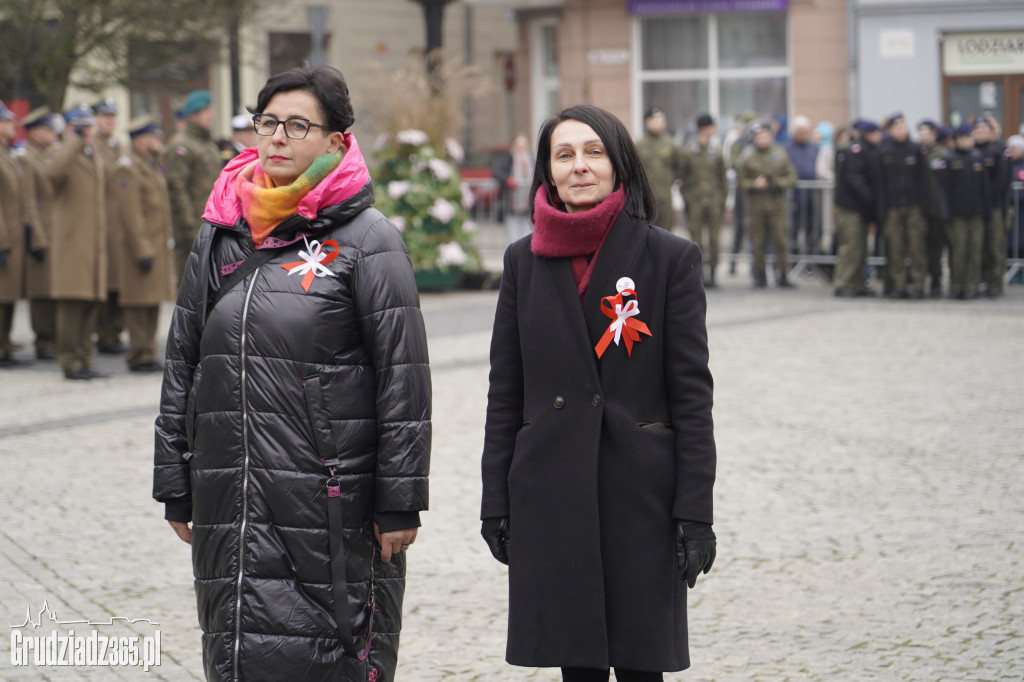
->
[1,281,1021,680]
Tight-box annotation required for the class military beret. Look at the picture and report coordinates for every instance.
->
[935,125,951,143]
[92,98,118,115]
[917,119,938,131]
[972,115,995,130]
[231,114,253,131]
[885,112,904,128]
[644,106,664,120]
[182,89,212,116]
[0,101,15,122]
[64,105,97,127]
[952,123,973,138]
[128,115,163,139]
[20,106,52,129]
[852,119,879,133]
[696,113,715,129]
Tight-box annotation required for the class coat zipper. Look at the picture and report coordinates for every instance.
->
[232,269,261,682]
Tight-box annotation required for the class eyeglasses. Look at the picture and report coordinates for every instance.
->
[251,114,328,140]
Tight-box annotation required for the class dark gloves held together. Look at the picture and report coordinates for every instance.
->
[676,521,716,588]
[481,517,510,565]
[22,225,46,261]
[138,257,154,274]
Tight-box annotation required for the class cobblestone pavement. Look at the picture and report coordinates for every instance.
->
[1,273,1022,681]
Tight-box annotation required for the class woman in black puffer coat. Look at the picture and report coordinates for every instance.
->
[153,65,431,682]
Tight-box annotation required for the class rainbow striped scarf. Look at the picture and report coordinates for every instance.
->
[236,150,344,247]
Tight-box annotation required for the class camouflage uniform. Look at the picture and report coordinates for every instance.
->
[739,143,798,285]
[165,121,221,282]
[637,131,683,230]
[680,140,727,284]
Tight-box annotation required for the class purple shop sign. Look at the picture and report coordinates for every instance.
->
[628,0,788,15]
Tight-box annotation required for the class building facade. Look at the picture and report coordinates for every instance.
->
[855,0,1024,135]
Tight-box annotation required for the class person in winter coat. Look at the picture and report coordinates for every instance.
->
[480,104,717,682]
[153,65,431,682]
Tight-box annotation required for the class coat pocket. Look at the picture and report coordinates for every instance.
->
[638,421,672,431]
[302,374,336,462]
[185,366,203,451]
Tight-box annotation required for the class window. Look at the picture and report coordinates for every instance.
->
[531,19,560,138]
[633,12,789,141]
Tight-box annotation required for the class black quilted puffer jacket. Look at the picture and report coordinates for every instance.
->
[153,141,430,682]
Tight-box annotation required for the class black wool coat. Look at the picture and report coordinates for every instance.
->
[481,208,716,672]
[153,183,430,682]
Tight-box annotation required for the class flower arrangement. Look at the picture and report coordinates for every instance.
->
[372,130,480,277]
[359,50,488,288]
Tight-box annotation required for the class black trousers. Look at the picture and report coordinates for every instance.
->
[562,667,663,682]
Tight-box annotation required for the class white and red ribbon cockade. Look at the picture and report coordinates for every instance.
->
[594,276,652,358]
[280,237,340,292]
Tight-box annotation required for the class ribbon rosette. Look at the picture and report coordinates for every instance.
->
[280,238,339,292]
[594,288,652,358]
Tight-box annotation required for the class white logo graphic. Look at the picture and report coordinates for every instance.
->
[10,600,161,671]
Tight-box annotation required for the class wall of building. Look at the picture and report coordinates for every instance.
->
[856,0,1023,126]
[789,0,849,128]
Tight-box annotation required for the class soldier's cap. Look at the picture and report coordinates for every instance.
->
[972,115,995,130]
[20,106,53,129]
[935,125,951,142]
[749,120,771,134]
[0,101,15,122]
[952,123,973,138]
[92,98,118,115]
[696,113,715,129]
[885,112,905,128]
[128,115,163,139]
[917,118,938,131]
[232,113,253,131]
[852,118,879,133]
[738,110,759,124]
[182,89,212,116]
[644,106,664,120]
[64,105,97,127]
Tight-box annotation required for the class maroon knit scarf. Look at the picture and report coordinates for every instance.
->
[531,185,626,301]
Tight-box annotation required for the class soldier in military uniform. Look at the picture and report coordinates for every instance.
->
[49,106,108,380]
[109,116,176,371]
[680,113,727,288]
[878,112,930,298]
[939,124,990,299]
[972,116,1011,297]
[833,119,882,297]
[636,107,684,230]
[92,98,128,353]
[739,121,798,287]
[0,102,39,366]
[917,120,949,297]
[165,89,221,282]
[19,108,58,360]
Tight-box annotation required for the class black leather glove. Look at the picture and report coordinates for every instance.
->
[676,521,716,588]
[30,247,46,262]
[481,517,510,565]
[0,249,9,268]
[138,257,154,273]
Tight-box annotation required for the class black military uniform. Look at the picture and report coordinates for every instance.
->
[833,120,882,296]
[878,113,930,298]
[974,118,1011,296]
[938,125,990,299]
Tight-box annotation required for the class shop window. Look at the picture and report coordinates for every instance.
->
[641,16,708,70]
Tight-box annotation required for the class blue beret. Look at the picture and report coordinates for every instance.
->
[182,89,212,116]
[917,119,938,131]
[853,119,879,133]
[886,112,905,127]
[952,123,973,138]
[935,125,951,142]
[972,115,995,130]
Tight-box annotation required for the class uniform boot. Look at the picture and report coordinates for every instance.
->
[705,266,717,289]
[752,269,767,288]
[777,272,796,288]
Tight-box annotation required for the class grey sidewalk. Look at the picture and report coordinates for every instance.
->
[1,277,1022,680]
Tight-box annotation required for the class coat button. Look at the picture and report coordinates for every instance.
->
[553,396,565,409]
[591,394,602,407]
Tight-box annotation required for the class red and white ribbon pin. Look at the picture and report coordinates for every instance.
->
[594,276,652,358]
[280,238,339,292]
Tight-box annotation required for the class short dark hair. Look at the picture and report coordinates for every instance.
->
[529,104,657,224]
[248,64,355,133]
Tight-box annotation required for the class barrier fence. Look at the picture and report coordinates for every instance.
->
[464,177,1024,285]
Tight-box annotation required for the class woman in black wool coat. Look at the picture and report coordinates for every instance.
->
[480,104,717,682]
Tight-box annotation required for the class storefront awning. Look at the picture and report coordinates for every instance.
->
[628,0,787,14]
